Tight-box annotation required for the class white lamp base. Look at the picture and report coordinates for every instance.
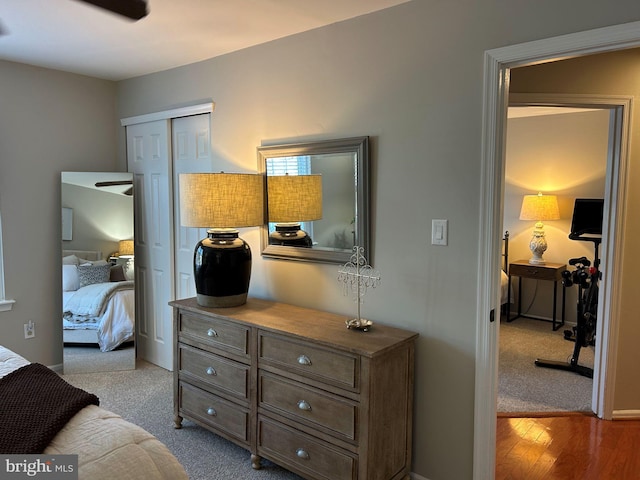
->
[528,222,548,265]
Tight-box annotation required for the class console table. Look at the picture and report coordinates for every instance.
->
[170,297,418,480]
[508,260,566,331]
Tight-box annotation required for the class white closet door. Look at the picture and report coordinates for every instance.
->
[172,114,213,301]
[127,120,174,371]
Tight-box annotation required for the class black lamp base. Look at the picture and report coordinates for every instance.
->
[268,223,312,247]
[194,229,252,308]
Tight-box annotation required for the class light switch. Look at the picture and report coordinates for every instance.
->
[432,219,448,246]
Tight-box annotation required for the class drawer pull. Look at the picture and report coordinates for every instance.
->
[206,407,217,416]
[297,355,312,366]
[207,328,218,337]
[206,366,217,376]
[296,448,310,460]
[297,400,312,411]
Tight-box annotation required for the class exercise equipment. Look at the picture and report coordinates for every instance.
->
[534,199,603,378]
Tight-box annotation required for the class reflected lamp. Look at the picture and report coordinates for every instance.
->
[519,192,560,265]
[117,239,135,280]
[179,173,264,308]
[267,174,322,247]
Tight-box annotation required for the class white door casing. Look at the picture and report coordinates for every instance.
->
[474,22,638,480]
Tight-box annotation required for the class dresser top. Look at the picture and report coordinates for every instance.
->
[170,297,418,358]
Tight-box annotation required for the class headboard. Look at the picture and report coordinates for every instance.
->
[62,250,103,262]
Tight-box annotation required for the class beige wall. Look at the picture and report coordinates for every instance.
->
[0,60,118,364]
[3,2,640,479]
[511,49,640,412]
[504,109,608,319]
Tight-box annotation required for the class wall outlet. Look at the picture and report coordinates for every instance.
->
[24,321,35,339]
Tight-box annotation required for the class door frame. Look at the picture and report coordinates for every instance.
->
[474,21,639,480]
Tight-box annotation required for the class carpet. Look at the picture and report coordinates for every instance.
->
[498,316,594,413]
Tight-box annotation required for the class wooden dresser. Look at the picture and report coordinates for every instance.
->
[170,297,418,480]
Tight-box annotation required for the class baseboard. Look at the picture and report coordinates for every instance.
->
[410,473,429,480]
[612,409,640,420]
[48,363,63,374]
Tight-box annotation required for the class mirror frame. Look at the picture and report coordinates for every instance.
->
[258,136,370,264]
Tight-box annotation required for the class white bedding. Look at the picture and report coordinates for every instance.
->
[501,270,510,305]
[63,282,134,352]
[0,346,188,480]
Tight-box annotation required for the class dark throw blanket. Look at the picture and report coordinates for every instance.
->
[0,363,99,454]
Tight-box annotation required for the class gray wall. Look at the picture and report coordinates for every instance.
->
[3,1,640,479]
[0,60,118,364]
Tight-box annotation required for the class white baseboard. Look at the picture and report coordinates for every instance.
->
[612,409,640,420]
[410,473,429,480]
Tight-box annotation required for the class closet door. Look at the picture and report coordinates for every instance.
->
[127,120,174,370]
[172,114,213,301]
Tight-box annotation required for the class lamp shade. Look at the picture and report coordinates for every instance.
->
[118,240,134,257]
[267,174,323,223]
[178,173,264,308]
[179,173,264,228]
[519,193,560,221]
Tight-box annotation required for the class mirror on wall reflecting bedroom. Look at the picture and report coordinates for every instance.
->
[61,172,135,374]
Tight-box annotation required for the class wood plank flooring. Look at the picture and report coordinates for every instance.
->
[496,414,640,479]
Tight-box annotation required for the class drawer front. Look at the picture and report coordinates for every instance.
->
[259,372,357,440]
[259,333,358,390]
[509,263,564,281]
[179,382,249,443]
[258,417,356,480]
[179,311,249,356]
[179,344,249,399]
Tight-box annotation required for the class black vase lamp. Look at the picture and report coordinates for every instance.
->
[267,174,322,247]
[179,173,264,308]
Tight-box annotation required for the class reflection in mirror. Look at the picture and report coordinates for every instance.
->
[61,172,135,374]
[259,137,370,264]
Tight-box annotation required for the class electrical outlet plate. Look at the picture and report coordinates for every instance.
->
[24,322,35,339]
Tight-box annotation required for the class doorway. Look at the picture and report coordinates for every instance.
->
[473,23,639,480]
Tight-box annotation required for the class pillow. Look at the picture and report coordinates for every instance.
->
[62,255,79,266]
[110,265,127,282]
[77,263,112,288]
[62,265,80,291]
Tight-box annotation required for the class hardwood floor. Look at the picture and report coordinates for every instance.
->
[496,414,640,479]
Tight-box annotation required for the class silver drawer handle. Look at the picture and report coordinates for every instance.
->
[297,355,311,366]
[297,400,312,411]
[206,366,217,376]
[207,328,218,337]
[206,407,216,416]
[296,448,310,460]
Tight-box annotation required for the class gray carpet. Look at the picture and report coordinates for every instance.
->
[63,343,135,374]
[62,361,303,480]
[498,316,594,413]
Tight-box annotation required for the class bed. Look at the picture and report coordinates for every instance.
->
[62,250,134,352]
[0,345,188,479]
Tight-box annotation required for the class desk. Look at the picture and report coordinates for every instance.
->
[508,260,566,331]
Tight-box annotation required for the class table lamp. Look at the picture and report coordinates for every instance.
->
[267,174,322,247]
[519,192,560,265]
[179,173,264,307]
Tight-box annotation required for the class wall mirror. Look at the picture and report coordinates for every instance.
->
[259,136,370,264]
[61,172,135,374]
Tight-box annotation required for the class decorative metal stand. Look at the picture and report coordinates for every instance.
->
[337,246,381,331]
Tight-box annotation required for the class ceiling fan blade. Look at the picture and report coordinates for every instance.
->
[75,0,148,21]
[95,181,134,187]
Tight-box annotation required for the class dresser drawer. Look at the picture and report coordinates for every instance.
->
[179,382,250,443]
[259,372,357,441]
[178,344,249,400]
[179,311,249,357]
[258,417,356,480]
[259,332,358,390]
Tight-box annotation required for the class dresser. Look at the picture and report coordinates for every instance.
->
[170,297,418,480]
